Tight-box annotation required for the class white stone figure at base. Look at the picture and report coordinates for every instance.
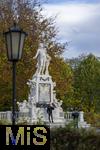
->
[52,92,65,123]
[17,100,30,113]
[53,92,63,109]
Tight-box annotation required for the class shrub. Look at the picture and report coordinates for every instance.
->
[50,126,100,150]
[0,119,11,125]
[85,112,100,128]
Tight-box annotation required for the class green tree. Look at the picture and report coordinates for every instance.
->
[73,54,100,112]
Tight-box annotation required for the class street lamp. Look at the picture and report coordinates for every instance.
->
[4,23,27,125]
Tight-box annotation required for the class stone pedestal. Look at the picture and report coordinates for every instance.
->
[28,74,54,104]
[53,107,65,123]
[78,111,90,128]
[79,111,84,122]
[27,74,65,124]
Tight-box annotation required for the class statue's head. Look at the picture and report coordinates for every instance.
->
[39,43,47,51]
[39,43,44,49]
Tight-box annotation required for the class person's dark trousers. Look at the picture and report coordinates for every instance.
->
[74,118,78,128]
[48,113,51,122]
[50,112,53,123]
[48,112,53,123]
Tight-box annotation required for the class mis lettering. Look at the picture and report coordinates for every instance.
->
[0,125,50,150]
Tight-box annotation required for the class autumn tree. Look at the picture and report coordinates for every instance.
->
[0,0,72,110]
[50,56,73,110]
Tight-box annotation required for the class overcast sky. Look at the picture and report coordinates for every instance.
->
[43,0,100,58]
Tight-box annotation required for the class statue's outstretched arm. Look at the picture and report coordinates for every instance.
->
[33,49,39,59]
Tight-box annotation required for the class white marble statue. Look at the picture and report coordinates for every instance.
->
[16,43,65,125]
[33,43,51,75]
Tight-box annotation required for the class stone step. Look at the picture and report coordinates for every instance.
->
[45,122,65,128]
[78,121,91,128]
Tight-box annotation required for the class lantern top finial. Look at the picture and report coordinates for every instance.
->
[5,23,27,36]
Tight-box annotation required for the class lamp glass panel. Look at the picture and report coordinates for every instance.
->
[11,32,20,60]
[19,33,26,59]
[6,33,11,60]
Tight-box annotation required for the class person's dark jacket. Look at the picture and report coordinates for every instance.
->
[72,111,79,119]
[47,104,54,114]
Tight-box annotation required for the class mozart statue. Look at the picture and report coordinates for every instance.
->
[33,43,51,75]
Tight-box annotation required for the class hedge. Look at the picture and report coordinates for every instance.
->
[50,126,100,150]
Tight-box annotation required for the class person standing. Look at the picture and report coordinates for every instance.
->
[47,102,54,123]
[72,108,79,128]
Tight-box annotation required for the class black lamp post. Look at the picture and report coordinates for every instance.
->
[4,23,27,125]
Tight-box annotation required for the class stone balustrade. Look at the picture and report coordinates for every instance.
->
[65,111,73,120]
[0,111,86,125]
[0,111,12,122]
[0,111,29,123]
